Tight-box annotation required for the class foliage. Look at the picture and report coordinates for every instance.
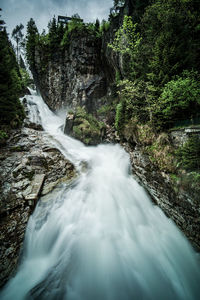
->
[108,0,200,134]
[153,71,200,129]
[0,16,25,129]
[109,16,141,55]
[140,0,200,85]
[95,19,100,33]
[48,17,62,53]
[100,20,110,33]
[61,18,86,47]
[72,107,106,145]
[0,8,5,31]
[145,132,176,172]
[176,136,200,171]
[114,79,157,133]
[26,18,38,69]
[67,17,85,35]
[0,130,8,143]
[115,100,125,131]
[115,70,121,84]
[12,23,24,62]
[19,68,32,87]
[108,15,142,80]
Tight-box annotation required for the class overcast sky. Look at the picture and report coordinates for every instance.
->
[1,0,113,35]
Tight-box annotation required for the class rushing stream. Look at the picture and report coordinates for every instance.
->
[1,90,200,300]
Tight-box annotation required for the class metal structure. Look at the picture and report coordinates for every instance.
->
[58,15,83,24]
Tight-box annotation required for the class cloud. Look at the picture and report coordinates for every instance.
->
[1,0,113,34]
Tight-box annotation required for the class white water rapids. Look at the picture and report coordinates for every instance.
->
[1,90,200,300]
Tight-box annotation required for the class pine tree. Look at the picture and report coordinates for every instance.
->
[12,23,24,62]
[0,23,24,127]
[48,16,60,54]
[26,18,38,69]
[0,8,5,31]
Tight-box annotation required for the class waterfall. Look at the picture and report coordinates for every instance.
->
[1,90,200,300]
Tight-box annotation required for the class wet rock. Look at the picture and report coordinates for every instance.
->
[64,106,106,145]
[123,143,200,252]
[64,113,75,135]
[24,122,43,131]
[0,125,76,288]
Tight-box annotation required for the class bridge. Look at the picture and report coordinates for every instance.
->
[58,15,83,24]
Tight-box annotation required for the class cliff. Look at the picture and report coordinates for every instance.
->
[33,30,109,113]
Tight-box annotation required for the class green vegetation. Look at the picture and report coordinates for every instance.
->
[153,72,200,129]
[109,0,200,133]
[72,107,106,145]
[100,20,110,33]
[0,130,8,144]
[12,23,24,63]
[26,18,39,69]
[26,15,105,67]
[0,10,25,133]
[23,1,200,191]
[108,2,200,191]
[177,136,200,171]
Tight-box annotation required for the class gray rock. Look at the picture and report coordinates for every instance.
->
[0,125,76,288]
[33,32,109,114]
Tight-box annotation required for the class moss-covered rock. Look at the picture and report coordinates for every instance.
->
[64,107,106,145]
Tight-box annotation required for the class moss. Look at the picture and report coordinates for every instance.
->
[10,145,23,152]
[72,107,106,145]
[0,130,8,145]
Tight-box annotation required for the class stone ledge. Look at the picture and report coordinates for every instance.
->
[25,174,45,206]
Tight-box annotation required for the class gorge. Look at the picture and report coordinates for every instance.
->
[1,89,200,300]
[1,0,200,298]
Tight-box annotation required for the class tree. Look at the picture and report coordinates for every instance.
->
[95,19,100,32]
[48,16,63,54]
[0,25,24,127]
[177,136,200,171]
[108,15,141,79]
[0,8,5,31]
[140,0,200,85]
[153,71,200,129]
[12,23,24,62]
[26,18,38,69]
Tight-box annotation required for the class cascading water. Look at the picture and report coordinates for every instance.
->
[1,90,200,300]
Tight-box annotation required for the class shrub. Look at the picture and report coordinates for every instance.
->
[153,71,200,129]
[0,130,8,142]
[176,136,200,171]
[115,100,125,131]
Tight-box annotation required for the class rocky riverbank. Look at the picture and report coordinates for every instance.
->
[0,117,76,287]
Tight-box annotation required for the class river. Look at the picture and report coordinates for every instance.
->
[1,90,200,300]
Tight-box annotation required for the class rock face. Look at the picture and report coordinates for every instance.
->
[124,144,200,251]
[0,125,75,288]
[34,31,108,113]
[101,125,200,251]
